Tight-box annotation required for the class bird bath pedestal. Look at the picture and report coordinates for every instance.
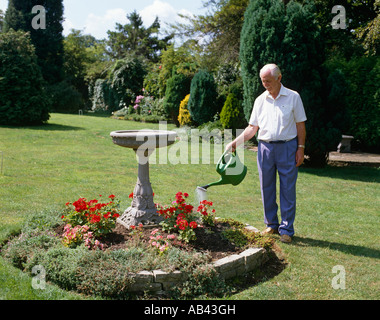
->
[110,130,177,229]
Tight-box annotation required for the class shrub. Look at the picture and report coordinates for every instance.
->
[164,73,191,126]
[91,79,119,112]
[0,30,50,125]
[219,93,245,130]
[2,231,60,269]
[26,245,87,291]
[47,80,83,113]
[91,56,146,112]
[75,250,135,299]
[110,57,146,111]
[172,264,230,299]
[178,94,192,126]
[188,70,219,125]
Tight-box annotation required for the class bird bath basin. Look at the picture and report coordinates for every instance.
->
[110,130,177,229]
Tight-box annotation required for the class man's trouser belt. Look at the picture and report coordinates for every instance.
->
[260,137,296,144]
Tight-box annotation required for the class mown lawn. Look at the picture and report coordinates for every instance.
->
[0,113,379,300]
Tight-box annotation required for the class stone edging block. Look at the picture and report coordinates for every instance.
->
[128,224,268,294]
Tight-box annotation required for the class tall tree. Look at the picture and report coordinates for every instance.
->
[107,11,173,63]
[4,0,64,84]
[0,30,50,125]
[171,0,249,69]
[240,0,344,166]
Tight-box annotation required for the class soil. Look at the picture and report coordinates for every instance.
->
[102,222,245,261]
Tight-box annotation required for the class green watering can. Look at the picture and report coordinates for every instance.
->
[201,149,247,190]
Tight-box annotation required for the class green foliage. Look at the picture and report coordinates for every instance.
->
[110,57,146,108]
[158,44,198,97]
[63,30,109,110]
[188,69,219,125]
[47,80,83,113]
[171,264,230,299]
[240,0,285,121]
[91,56,146,112]
[164,73,191,126]
[107,11,173,63]
[240,0,344,166]
[326,55,380,152]
[220,93,245,130]
[91,79,118,111]
[0,30,50,125]
[4,0,64,84]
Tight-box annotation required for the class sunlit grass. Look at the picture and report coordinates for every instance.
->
[0,113,379,300]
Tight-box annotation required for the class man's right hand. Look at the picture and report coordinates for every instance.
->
[225,141,236,153]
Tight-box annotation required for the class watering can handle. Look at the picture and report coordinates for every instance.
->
[220,149,236,164]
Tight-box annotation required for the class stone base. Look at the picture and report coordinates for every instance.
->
[117,207,163,229]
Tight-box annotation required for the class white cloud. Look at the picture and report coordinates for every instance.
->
[139,0,193,29]
[63,18,76,36]
[83,8,128,39]
[0,0,7,12]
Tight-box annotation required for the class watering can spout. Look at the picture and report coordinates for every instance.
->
[201,149,247,190]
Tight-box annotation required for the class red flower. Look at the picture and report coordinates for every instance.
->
[129,192,134,199]
[109,194,116,199]
[177,219,188,230]
[189,221,198,229]
[90,214,101,223]
[113,213,120,218]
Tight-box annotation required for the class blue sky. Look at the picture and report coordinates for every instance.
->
[0,0,206,39]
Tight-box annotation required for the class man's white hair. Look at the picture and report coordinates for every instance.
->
[260,64,282,79]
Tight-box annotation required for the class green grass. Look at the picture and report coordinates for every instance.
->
[1,113,379,300]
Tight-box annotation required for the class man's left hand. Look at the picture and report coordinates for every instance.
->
[295,148,304,167]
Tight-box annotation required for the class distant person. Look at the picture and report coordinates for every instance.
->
[226,64,307,243]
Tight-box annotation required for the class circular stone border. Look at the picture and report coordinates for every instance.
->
[127,224,269,295]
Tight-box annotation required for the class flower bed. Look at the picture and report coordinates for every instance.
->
[1,192,274,299]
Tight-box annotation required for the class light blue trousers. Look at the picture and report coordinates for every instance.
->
[257,138,298,236]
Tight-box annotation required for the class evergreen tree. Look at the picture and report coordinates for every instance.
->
[163,73,191,127]
[188,70,219,125]
[0,30,50,125]
[4,0,64,84]
[220,93,245,131]
[107,11,173,63]
[240,0,343,166]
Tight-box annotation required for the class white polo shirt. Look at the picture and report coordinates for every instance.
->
[249,84,307,141]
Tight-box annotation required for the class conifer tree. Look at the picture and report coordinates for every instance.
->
[4,0,64,84]
[188,70,219,125]
[240,0,343,166]
[0,30,50,125]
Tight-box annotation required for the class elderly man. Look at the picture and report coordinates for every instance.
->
[226,64,307,243]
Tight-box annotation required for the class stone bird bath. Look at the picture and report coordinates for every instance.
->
[110,130,177,229]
